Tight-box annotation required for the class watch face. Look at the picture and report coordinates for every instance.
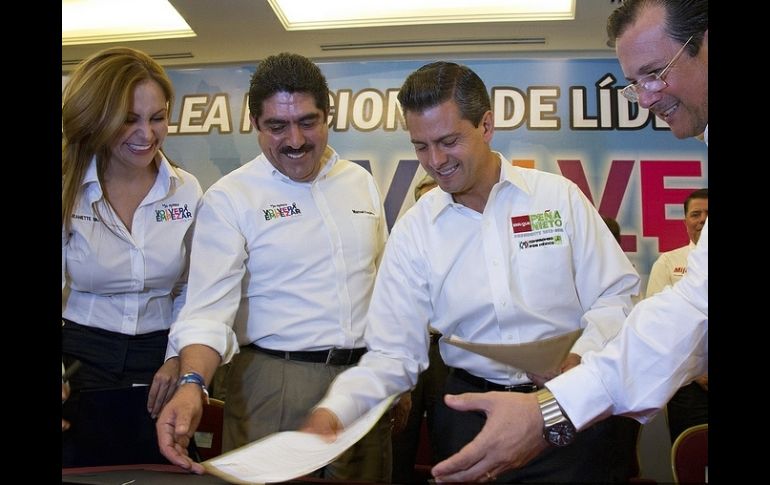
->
[546,421,576,447]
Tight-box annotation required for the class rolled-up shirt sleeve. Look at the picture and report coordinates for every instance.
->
[548,219,708,430]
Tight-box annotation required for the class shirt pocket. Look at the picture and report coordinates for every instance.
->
[347,212,380,262]
[512,245,577,312]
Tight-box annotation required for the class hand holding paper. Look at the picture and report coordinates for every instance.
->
[203,395,397,484]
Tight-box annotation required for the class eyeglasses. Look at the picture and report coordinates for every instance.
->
[620,35,694,103]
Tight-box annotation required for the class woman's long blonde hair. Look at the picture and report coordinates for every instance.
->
[62,47,174,233]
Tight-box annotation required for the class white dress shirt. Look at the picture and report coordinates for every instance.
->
[646,242,693,297]
[548,127,709,430]
[168,146,387,364]
[62,155,202,335]
[317,155,640,426]
[548,220,708,429]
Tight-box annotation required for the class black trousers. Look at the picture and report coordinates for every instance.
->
[391,339,450,483]
[61,319,171,468]
[433,369,640,483]
[667,381,708,443]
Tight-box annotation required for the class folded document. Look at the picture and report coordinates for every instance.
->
[444,329,583,375]
[203,394,397,484]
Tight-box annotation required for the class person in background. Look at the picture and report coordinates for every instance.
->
[303,60,640,483]
[155,52,392,482]
[62,47,202,466]
[391,173,451,483]
[646,188,708,442]
[602,216,622,244]
[429,0,708,481]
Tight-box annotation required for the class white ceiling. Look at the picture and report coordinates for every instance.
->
[62,0,622,71]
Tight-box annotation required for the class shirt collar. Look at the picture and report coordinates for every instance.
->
[80,153,178,202]
[427,151,532,222]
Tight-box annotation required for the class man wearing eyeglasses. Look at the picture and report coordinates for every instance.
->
[429,0,708,481]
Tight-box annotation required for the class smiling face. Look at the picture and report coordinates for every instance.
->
[109,79,168,172]
[615,4,708,139]
[252,91,329,182]
[405,99,499,211]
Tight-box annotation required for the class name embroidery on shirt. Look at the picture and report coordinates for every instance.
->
[263,202,302,221]
[511,209,562,233]
[71,214,99,222]
[156,203,193,222]
[673,266,687,276]
[352,209,375,215]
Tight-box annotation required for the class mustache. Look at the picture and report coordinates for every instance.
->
[280,144,314,155]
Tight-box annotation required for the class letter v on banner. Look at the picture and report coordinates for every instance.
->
[352,159,420,231]
[557,159,636,251]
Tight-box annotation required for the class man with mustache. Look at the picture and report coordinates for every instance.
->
[155,52,392,482]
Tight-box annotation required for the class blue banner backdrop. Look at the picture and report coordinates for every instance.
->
[159,57,708,286]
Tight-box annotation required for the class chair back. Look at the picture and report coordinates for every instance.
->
[671,423,708,484]
[193,398,225,461]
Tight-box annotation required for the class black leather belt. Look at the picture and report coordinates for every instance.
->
[250,344,366,365]
[450,367,538,393]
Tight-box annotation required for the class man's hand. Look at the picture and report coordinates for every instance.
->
[299,408,343,442]
[431,392,548,482]
[156,384,206,474]
[62,381,71,431]
[148,357,180,418]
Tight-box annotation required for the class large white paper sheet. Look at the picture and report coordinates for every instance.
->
[203,394,397,484]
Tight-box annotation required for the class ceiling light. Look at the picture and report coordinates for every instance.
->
[268,0,575,30]
[62,0,196,46]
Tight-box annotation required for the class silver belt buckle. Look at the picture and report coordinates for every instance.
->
[325,348,335,365]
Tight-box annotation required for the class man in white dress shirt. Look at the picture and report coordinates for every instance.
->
[428,0,709,481]
[303,61,640,483]
[647,187,708,442]
[155,53,391,481]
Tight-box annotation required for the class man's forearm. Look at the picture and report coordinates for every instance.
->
[179,343,222,384]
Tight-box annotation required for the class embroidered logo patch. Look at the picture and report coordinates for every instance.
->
[511,210,562,234]
[519,235,563,249]
[156,203,193,222]
[512,210,566,249]
[263,202,302,221]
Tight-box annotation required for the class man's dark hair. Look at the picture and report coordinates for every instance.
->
[248,52,330,126]
[607,0,708,56]
[684,188,708,213]
[397,61,490,127]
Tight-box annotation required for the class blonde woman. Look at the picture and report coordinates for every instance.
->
[61,47,202,467]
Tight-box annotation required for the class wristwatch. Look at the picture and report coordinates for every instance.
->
[535,388,576,447]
